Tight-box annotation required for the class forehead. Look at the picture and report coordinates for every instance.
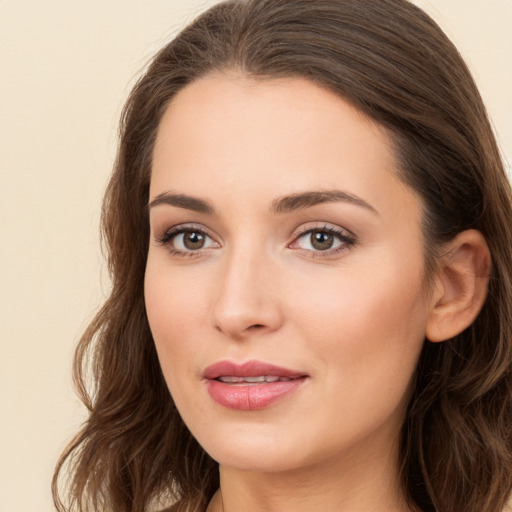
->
[151,73,418,220]
[153,73,391,169]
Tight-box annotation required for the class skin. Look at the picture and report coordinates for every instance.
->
[145,74,435,512]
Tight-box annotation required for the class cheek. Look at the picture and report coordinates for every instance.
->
[287,255,428,396]
[144,260,208,378]
[144,265,215,422]
[145,248,212,324]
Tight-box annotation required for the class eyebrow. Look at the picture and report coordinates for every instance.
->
[148,189,378,216]
[271,190,378,215]
[148,192,215,214]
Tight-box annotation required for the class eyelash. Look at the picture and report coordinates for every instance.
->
[291,224,356,258]
[155,224,216,258]
[155,223,356,258]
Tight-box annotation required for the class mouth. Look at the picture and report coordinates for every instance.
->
[203,359,307,380]
[203,360,309,410]
[215,375,297,384]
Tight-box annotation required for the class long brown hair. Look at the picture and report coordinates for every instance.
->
[53,1,512,511]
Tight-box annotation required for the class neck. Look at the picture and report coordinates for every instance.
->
[207,442,413,512]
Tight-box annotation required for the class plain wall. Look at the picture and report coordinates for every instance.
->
[0,1,510,511]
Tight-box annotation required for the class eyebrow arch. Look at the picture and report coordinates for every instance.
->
[271,189,379,215]
[148,189,378,216]
[148,192,215,214]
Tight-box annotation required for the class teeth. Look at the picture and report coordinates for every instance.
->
[245,376,266,383]
[217,375,291,384]
[218,376,244,383]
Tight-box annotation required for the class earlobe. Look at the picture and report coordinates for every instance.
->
[425,230,491,343]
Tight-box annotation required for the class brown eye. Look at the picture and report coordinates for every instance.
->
[292,226,353,255]
[183,231,206,250]
[310,230,335,250]
[160,227,219,254]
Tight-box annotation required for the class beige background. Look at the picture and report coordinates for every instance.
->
[1,1,510,511]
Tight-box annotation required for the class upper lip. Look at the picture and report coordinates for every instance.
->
[203,360,307,380]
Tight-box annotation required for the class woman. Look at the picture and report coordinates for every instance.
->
[53,0,512,511]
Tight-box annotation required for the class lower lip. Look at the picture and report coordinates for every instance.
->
[206,378,306,410]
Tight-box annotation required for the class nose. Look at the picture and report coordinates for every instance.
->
[211,247,283,341]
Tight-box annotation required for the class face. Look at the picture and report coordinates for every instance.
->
[145,74,431,475]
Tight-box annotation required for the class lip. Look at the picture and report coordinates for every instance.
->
[203,360,308,410]
[203,360,306,380]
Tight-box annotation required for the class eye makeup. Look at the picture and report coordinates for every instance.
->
[154,221,356,259]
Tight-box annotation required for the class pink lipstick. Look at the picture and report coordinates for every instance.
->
[203,360,308,410]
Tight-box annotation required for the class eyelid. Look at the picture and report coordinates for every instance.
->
[292,222,355,239]
[154,223,220,256]
[153,221,356,258]
[288,222,357,257]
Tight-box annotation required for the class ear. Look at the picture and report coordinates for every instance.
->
[425,229,491,343]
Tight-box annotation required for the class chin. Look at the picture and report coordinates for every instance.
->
[213,447,305,474]
[198,425,308,473]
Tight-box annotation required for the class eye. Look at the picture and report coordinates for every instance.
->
[173,230,212,251]
[298,230,341,251]
[156,225,219,255]
[290,225,356,255]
